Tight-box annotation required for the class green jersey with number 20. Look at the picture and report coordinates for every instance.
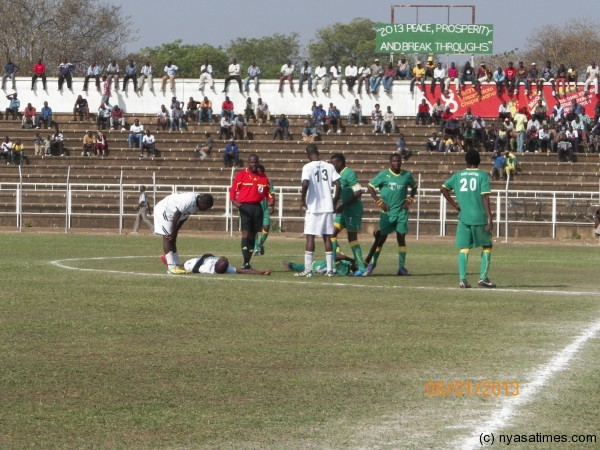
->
[442,168,491,226]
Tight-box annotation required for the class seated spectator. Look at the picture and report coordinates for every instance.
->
[555,64,567,97]
[415,99,431,125]
[460,61,480,94]
[498,100,511,121]
[538,61,555,96]
[141,130,156,157]
[185,97,200,122]
[463,124,478,150]
[244,97,256,124]
[396,133,412,161]
[302,115,318,142]
[444,117,461,137]
[155,105,169,132]
[537,124,553,153]
[430,62,445,94]
[532,99,548,123]
[12,138,24,166]
[272,114,291,140]
[313,103,326,133]
[440,134,454,153]
[496,124,509,151]
[525,62,538,95]
[551,103,564,123]
[431,98,444,125]
[491,150,506,181]
[95,130,107,157]
[345,60,357,92]
[410,61,425,93]
[255,98,270,124]
[139,61,153,93]
[278,59,295,93]
[31,58,47,91]
[567,64,578,91]
[325,105,342,134]
[556,130,574,162]
[462,106,475,129]
[243,60,261,93]
[357,62,371,94]
[232,114,249,140]
[493,66,506,94]
[369,59,384,94]
[195,132,214,160]
[381,61,397,93]
[170,102,186,131]
[223,58,243,93]
[504,62,517,95]
[199,96,213,124]
[348,99,362,125]
[526,124,539,152]
[397,56,410,80]
[39,101,53,129]
[198,59,214,92]
[444,62,459,93]
[128,119,144,149]
[73,95,90,122]
[223,138,239,167]
[425,132,441,152]
[110,105,125,130]
[298,61,313,93]
[160,60,178,92]
[382,106,396,133]
[51,130,65,156]
[221,96,234,119]
[21,103,39,129]
[5,93,20,120]
[484,123,497,151]
[2,60,19,91]
[329,62,343,94]
[505,151,520,177]
[514,61,527,95]
[312,61,329,93]
[424,56,435,80]
[96,103,110,129]
[477,63,492,83]
[82,130,96,157]
[439,107,453,133]
[32,131,43,156]
[371,103,383,133]
[219,112,232,139]
[105,59,120,91]
[43,135,51,156]
[583,61,599,95]
[123,60,138,92]
[1,136,13,164]
[472,116,486,144]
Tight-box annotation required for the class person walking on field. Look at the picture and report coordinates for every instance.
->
[132,185,154,234]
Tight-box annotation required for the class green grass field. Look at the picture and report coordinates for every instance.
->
[1,232,599,449]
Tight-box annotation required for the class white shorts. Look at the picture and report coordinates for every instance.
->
[304,211,334,236]
[153,205,171,235]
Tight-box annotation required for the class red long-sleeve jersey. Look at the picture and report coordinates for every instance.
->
[230,168,273,204]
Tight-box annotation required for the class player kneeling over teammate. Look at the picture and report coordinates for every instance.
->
[161,253,271,275]
[441,149,496,288]
[154,192,214,275]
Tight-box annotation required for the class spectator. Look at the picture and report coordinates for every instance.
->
[357,62,371,94]
[498,100,511,121]
[58,59,75,91]
[410,61,425,93]
[325,105,342,134]
[138,61,153,93]
[532,99,548,123]
[298,61,312,93]
[424,56,436,80]
[396,133,412,161]
[444,62,459,93]
[472,116,487,145]
[221,96,234,119]
[382,61,398,93]
[199,96,213,123]
[219,112,232,139]
[514,61,527,95]
[513,107,528,152]
[584,61,599,95]
[301,114,318,142]
[33,131,43,156]
[73,95,90,122]
[425,132,441,152]
[493,66,506,94]
[83,61,102,91]
[100,75,111,106]
[170,102,186,131]
[82,130,96,157]
[431,98,444,125]
[557,129,575,162]
[110,105,125,130]
[504,151,519,177]
[369,59,384,94]
[278,59,295,93]
[416,99,431,125]
[567,64,578,91]
[223,138,239,167]
[243,60,261,93]
[43,134,51,157]
[504,61,517,95]
[345,60,358,92]
[5,93,20,120]
[555,63,567,97]
[371,103,383,133]
[123,59,138,92]
[462,106,475,129]
[539,61,556,96]
[313,103,326,133]
[223,58,243,93]
[477,63,492,83]
[160,60,178,92]
[256,98,270,124]
[525,62,538,95]
[132,185,154,233]
[349,99,362,125]
[460,61,480,94]
[272,114,291,140]
[232,114,249,140]
[440,107,453,133]
[383,106,396,133]
[105,59,120,90]
[397,56,410,80]
[185,97,200,123]
[128,118,144,150]
[329,61,343,94]
[12,138,24,165]
[1,136,13,164]
[2,59,19,91]
[21,103,38,129]
[244,97,256,123]
[51,129,64,156]
[96,103,110,129]
[491,150,506,181]
[141,129,156,157]
[31,58,47,91]
[195,131,214,160]
[312,61,328,94]
[95,130,107,157]
[537,124,552,153]
[198,59,214,92]
[430,62,446,94]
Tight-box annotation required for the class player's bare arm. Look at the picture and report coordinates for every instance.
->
[331,179,341,210]
[300,180,309,212]
[402,185,417,209]
[368,184,389,212]
[441,186,460,211]
[482,194,493,232]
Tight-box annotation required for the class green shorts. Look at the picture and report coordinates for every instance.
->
[334,212,363,232]
[379,210,408,236]
[262,206,271,227]
[456,221,492,249]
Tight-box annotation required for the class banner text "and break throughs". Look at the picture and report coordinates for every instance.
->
[375,23,494,55]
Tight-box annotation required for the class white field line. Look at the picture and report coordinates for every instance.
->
[49,256,600,297]
[455,316,600,450]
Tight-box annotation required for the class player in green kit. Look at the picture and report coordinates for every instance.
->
[365,153,417,276]
[441,149,496,288]
[253,164,275,256]
[329,153,367,276]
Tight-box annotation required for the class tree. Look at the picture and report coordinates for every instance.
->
[0,0,135,75]
[307,18,377,65]
[134,41,228,78]
[225,34,301,79]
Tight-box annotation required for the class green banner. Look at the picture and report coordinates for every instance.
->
[375,23,493,54]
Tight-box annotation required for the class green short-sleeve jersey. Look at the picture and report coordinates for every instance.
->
[339,167,363,216]
[369,169,416,217]
[261,182,275,210]
[443,168,491,225]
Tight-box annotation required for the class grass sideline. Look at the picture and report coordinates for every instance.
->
[1,232,599,449]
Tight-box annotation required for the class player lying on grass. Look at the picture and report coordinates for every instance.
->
[282,253,358,276]
[161,253,271,275]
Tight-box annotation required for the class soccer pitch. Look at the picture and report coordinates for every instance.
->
[1,232,599,449]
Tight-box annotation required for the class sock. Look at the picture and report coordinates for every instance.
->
[372,247,383,265]
[480,248,492,280]
[398,246,407,269]
[304,251,314,272]
[350,240,366,271]
[241,238,251,265]
[172,252,180,266]
[325,251,334,273]
[253,234,261,253]
[459,249,470,281]
[259,230,269,246]
[166,251,175,269]
[331,236,338,256]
